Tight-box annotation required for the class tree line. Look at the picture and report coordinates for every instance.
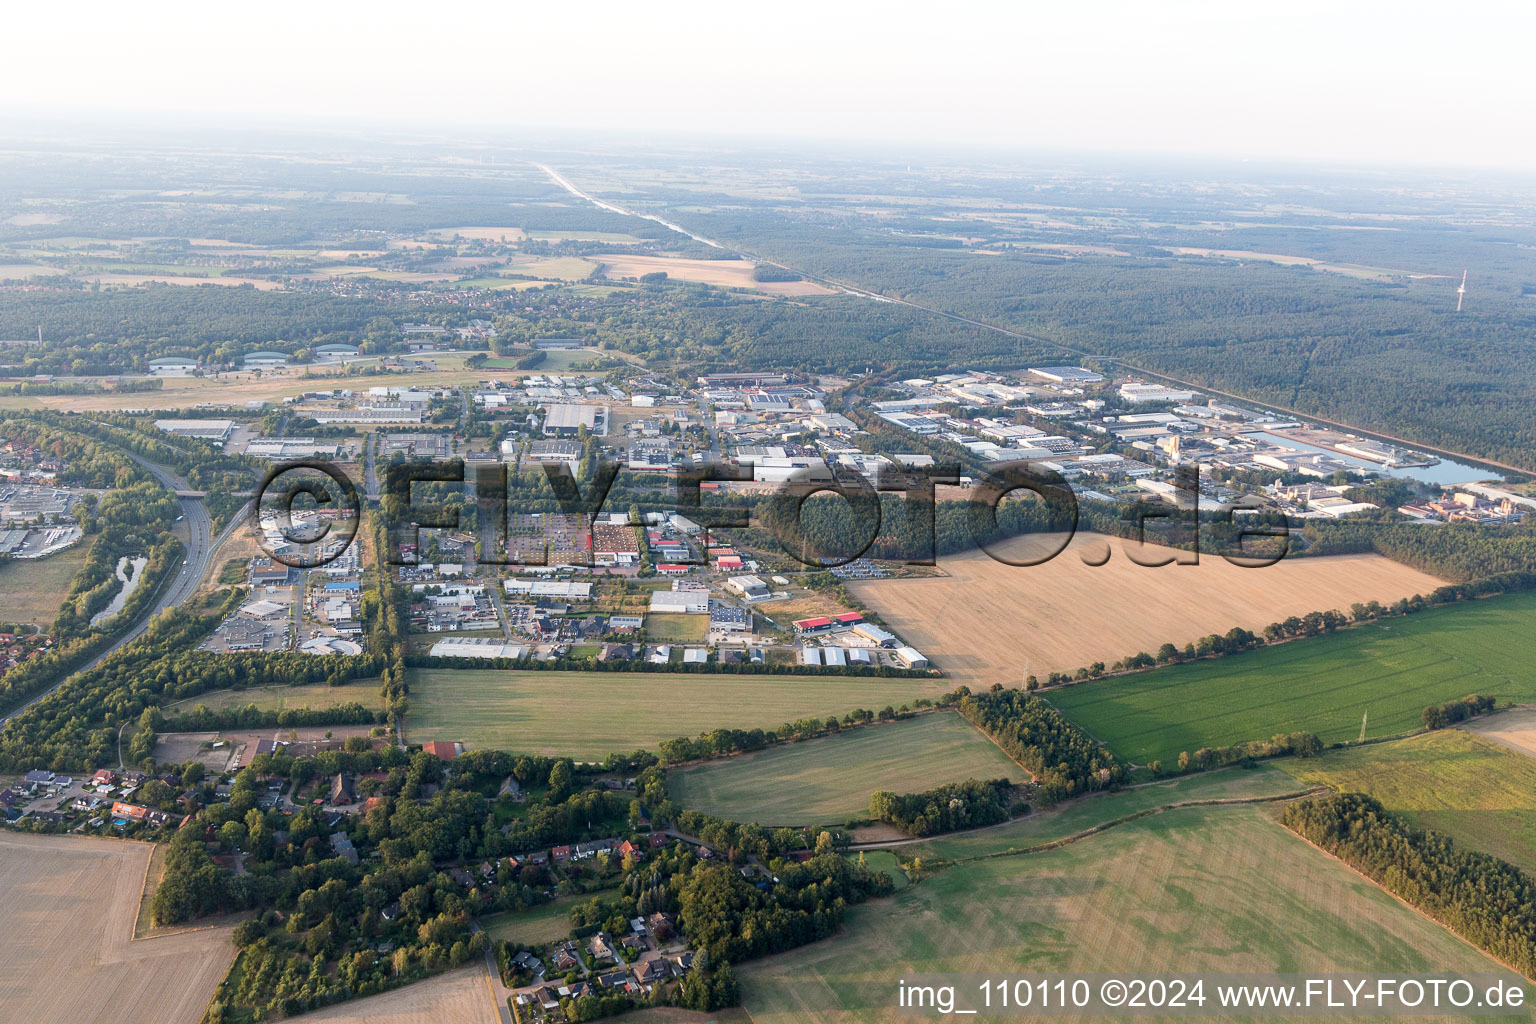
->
[1284,793,1536,980]
[868,777,1015,836]
[955,687,1129,804]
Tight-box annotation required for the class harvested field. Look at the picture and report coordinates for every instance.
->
[427,226,528,242]
[1466,705,1536,760]
[296,966,498,1024]
[739,805,1518,1024]
[405,668,949,759]
[847,532,1444,688]
[0,831,236,1024]
[0,263,67,277]
[596,254,833,295]
[668,712,1025,825]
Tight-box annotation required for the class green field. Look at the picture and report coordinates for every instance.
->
[644,613,707,643]
[500,257,599,281]
[668,713,1024,825]
[853,850,908,890]
[740,805,1527,1023]
[479,349,601,370]
[900,762,1307,862]
[167,681,385,714]
[405,669,950,759]
[0,544,88,628]
[1050,592,1536,764]
[1279,727,1536,875]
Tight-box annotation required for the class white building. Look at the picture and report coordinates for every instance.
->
[429,638,529,660]
[155,419,236,444]
[1120,382,1198,405]
[649,590,709,614]
[725,575,769,600]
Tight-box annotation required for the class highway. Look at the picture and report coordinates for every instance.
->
[0,451,249,729]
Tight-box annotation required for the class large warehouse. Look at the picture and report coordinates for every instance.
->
[543,404,608,437]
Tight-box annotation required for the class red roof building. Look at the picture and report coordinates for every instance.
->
[423,741,458,761]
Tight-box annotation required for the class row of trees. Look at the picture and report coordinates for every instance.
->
[1157,732,1322,776]
[1423,694,1497,730]
[656,704,923,765]
[1283,794,1536,979]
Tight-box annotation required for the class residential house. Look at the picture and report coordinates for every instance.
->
[329,773,355,806]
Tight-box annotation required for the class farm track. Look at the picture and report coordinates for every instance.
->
[845,785,1328,853]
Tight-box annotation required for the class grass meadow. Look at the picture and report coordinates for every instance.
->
[480,896,587,946]
[1279,726,1536,875]
[739,806,1524,1024]
[666,712,1025,825]
[1048,591,1536,764]
[0,544,87,627]
[404,669,950,759]
[643,613,708,643]
[166,682,385,714]
[899,762,1307,862]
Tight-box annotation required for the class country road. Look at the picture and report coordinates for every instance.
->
[0,452,250,729]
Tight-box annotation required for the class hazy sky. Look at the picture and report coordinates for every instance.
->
[7,0,1535,169]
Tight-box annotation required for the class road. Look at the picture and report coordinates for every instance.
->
[534,162,1524,478]
[364,431,380,503]
[1,451,249,729]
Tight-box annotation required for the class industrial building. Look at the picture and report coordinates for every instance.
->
[1028,366,1105,384]
[543,404,608,437]
[155,419,236,444]
[428,638,530,660]
[1120,382,1198,404]
[650,590,709,613]
[246,438,341,460]
[708,601,751,632]
[725,575,769,600]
